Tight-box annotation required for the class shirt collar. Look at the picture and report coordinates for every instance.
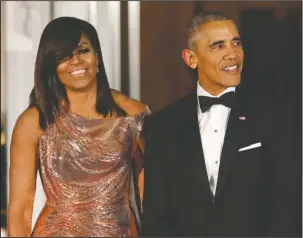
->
[197,81,236,114]
[197,81,236,98]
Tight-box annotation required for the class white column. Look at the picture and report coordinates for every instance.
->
[96,1,121,90]
[1,1,6,119]
[4,1,51,231]
[1,2,7,235]
[128,1,140,100]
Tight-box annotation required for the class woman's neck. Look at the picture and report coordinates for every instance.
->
[66,84,98,113]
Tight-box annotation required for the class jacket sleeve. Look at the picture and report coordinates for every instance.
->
[142,118,171,236]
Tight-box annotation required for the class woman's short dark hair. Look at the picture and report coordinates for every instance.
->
[30,16,124,130]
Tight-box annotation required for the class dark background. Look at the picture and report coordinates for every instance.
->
[140,1,302,113]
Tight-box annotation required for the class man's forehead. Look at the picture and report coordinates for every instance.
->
[197,20,240,40]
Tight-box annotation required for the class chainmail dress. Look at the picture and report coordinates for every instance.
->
[31,106,150,237]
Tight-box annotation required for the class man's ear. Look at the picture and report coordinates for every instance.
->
[181,49,197,69]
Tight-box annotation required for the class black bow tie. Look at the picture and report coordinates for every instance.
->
[199,92,236,113]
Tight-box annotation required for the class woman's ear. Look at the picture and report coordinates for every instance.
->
[96,53,99,66]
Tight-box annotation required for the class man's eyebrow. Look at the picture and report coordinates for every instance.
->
[209,37,241,48]
[209,40,224,48]
[232,36,241,41]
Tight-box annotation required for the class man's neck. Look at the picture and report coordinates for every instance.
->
[197,81,235,97]
[197,80,226,96]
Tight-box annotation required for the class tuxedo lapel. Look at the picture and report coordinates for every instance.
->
[215,91,248,196]
[178,92,214,203]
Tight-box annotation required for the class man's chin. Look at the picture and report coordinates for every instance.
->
[223,78,241,88]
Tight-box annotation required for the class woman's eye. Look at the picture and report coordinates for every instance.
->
[79,48,90,54]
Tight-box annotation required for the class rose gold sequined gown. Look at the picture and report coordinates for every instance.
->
[31,107,150,237]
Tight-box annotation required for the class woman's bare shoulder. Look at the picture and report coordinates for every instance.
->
[13,107,42,140]
[111,89,147,116]
[17,107,40,125]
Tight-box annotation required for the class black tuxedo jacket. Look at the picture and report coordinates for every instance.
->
[142,87,301,237]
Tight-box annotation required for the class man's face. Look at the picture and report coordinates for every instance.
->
[183,20,244,95]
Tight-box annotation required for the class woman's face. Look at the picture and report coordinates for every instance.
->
[56,33,99,92]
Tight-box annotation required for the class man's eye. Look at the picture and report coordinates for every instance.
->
[213,44,224,50]
[234,41,242,46]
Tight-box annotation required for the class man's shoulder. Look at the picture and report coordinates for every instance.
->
[144,92,195,136]
[237,88,292,122]
[237,88,280,112]
[148,92,195,126]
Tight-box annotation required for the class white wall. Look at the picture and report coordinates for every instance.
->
[4,1,51,230]
[1,1,6,118]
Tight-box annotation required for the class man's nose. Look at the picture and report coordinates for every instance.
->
[223,47,237,60]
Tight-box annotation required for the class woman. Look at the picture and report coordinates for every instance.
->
[8,17,150,237]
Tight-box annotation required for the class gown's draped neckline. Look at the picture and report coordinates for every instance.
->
[32,106,151,237]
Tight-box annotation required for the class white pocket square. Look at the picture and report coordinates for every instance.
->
[238,142,262,152]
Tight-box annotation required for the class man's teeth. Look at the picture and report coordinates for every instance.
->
[223,65,237,71]
[71,69,86,75]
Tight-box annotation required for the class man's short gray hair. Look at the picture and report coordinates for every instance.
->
[185,11,232,49]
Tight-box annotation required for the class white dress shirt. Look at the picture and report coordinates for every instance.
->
[197,82,235,196]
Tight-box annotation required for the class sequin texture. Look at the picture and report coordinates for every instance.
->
[31,107,150,237]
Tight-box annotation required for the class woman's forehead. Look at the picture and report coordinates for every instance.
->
[78,33,92,45]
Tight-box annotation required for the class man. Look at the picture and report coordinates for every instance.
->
[142,12,301,237]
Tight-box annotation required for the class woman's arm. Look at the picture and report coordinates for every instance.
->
[111,89,148,207]
[8,108,42,237]
[111,89,147,148]
[138,169,144,209]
